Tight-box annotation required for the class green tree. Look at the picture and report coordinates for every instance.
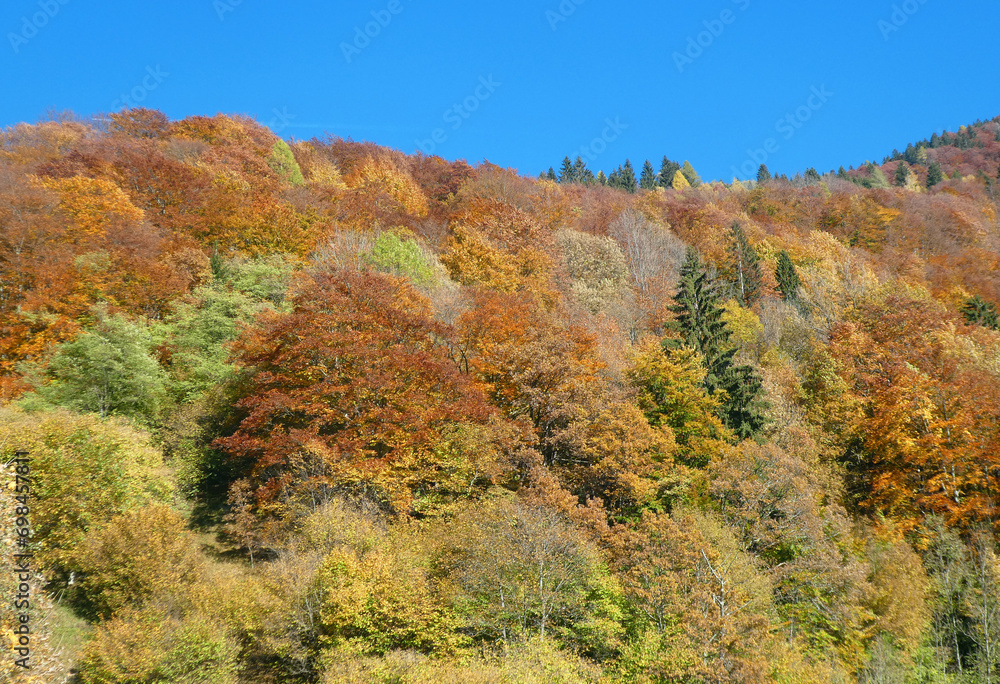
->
[559,156,576,183]
[894,161,912,187]
[774,250,802,302]
[365,229,437,287]
[926,161,945,188]
[596,170,607,186]
[546,167,558,181]
[23,310,167,424]
[640,159,657,190]
[658,157,681,188]
[756,164,771,183]
[666,249,768,440]
[962,295,999,330]
[680,160,701,187]
[620,159,638,193]
[725,222,763,308]
[268,139,305,185]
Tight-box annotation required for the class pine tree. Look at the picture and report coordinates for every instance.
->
[893,162,912,187]
[804,167,821,184]
[640,159,657,190]
[726,222,763,308]
[620,160,638,193]
[756,164,771,182]
[546,167,558,181]
[580,167,595,185]
[926,162,944,188]
[559,156,575,183]
[658,156,681,188]
[962,295,999,330]
[596,170,607,186]
[607,166,622,189]
[837,166,849,179]
[665,249,768,439]
[573,156,587,181]
[681,160,701,187]
[774,250,801,301]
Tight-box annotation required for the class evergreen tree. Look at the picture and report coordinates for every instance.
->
[580,167,595,185]
[962,295,999,330]
[607,166,622,189]
[804,167,821,184]
[926,162,944,188]
[837,166,849,179]
[756,164,771,182]
[596,170,607,186]
[573,156,588,182]
[658,156,681,188]
[559,156,575,183]
[639,159,657,190]
[665,249,769,439]
[774,250,801,302]
[620,160,638,194]
[893,162,911,187]
[680,160,701,187]
[546,167,558,181]
[726,222,763,308]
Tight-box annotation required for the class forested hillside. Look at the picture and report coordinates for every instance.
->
[2,108,1000,683]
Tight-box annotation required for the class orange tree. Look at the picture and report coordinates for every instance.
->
[215,270,497,516]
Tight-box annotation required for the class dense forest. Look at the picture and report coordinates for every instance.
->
[1,108,1000,683]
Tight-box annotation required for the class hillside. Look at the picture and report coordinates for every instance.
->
[1,108,1000,683]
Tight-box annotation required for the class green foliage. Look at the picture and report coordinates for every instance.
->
[757,164,772,183]
[893,161,912,187]
[961,294,999,330]
[666,248,769,440]
[639,159,657,190]
[22,310,167,424]
[926,161,945,188]
[365,229,438,288]
[681,160,701,187]
[658,156,681,188]
[0,408,172,568]
[268,138,305,185]
[774,250,802,302]
[725,222,764,308]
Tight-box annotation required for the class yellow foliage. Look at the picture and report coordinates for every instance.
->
[345,156,429,217]
[671,170,690,190]
[34,175,144,240]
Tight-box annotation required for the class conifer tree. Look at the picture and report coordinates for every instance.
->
[607,166,622,188]
[559,156,575,183]
[596,170,607,186]
[893,162,911,187]
[665,249,768,439]
[962,295,1000,330]
[573,156,587,181]
[680,160,701,187]
[620,160,638,193]
[640,160,657,190]
[926,162,944,188]
[837,166,849,179]
[756,164,771,182]
[774,250,801,302]
[726,222,763,308]
[546,167,558,181]
[671,170,691,190]
[658,156,681,188]
[580,167,595,185]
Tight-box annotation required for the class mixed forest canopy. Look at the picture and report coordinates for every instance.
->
[1,107,1000,683]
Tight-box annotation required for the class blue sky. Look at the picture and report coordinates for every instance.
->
[3,0,1000,181]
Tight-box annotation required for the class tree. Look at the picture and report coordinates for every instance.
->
[23,309,167,424]
[961,295,999,330]
[596,170,607,186]
[672,170,691,190]
[559,156,575,183]
[640,160,657,190]
[267,139,305,185]
[774,250,802,302]
[756,164,771,183]
[927,162,945,188]
[546,167,557,181]
[894,162,912,187]
[620,160,638,193]
[681,160,701,187]
[665,249,768,440]
[725,222,763,308]
[658,157,681,188]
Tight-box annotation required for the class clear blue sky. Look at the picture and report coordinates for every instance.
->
[3,0,1000,181]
